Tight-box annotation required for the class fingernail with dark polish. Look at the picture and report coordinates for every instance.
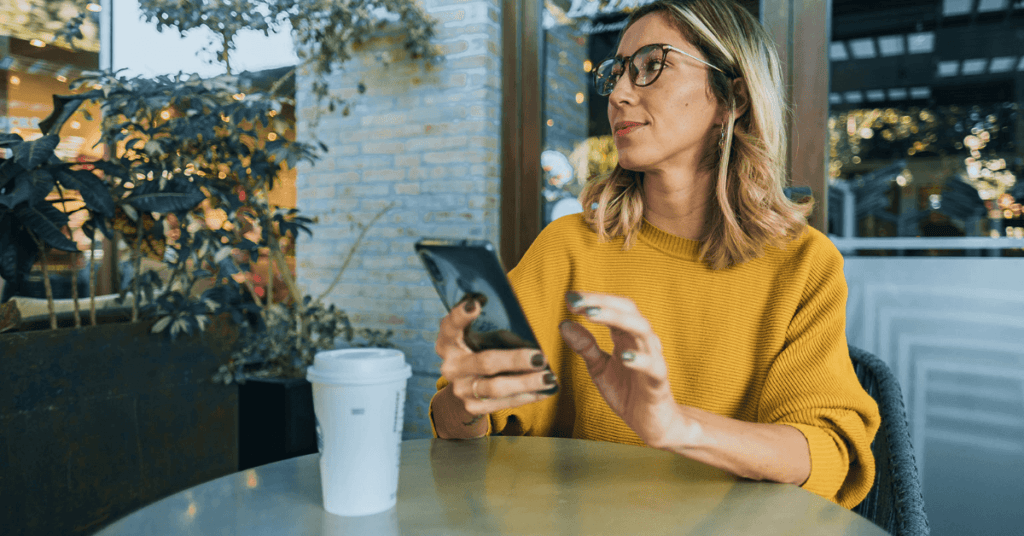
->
[621,351,636,362]
[566,291,584,309]
[531,353,545,367]
[543,372,557,385]
[584,306,601,317]
[464,300,477,313]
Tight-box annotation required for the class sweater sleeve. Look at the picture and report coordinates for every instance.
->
[758,237,880,508]
[429,379,492,438]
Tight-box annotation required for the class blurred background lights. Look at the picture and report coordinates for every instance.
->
[575,92,585,104]
[245,470,259,488]
[86,2,102,11]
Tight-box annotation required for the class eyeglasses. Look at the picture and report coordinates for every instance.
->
[594,43,725,97]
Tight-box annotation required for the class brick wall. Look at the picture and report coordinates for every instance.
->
[294,0,502,439]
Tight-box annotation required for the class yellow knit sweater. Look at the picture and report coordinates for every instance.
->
[431,214,880,508]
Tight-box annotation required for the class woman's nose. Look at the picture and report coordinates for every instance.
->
[608,71,638,105]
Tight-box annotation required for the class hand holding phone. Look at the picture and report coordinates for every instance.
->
[416,238,559,397]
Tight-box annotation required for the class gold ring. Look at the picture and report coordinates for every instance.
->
[472,377,487,400]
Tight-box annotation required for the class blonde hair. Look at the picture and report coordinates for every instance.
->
[580,0,813,270]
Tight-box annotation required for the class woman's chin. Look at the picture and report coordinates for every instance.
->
[614,149,649,173]
[616,159,645,173]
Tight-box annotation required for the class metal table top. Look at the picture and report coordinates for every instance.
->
[95,436,888,535]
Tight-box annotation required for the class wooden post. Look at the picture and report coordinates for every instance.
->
[500,0,543,269]
[760,0,830,233]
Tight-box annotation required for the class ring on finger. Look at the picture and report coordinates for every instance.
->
[472,377,488,400]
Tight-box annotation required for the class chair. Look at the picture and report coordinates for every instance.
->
[848,345,931,536]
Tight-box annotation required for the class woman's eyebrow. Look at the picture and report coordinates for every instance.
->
[615,42,669,58]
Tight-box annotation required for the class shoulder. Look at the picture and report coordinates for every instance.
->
[535,213,594,244]
[521,213,596,260]
[509,214,594,284]
[755,225,845,296]
[770,225,844,272]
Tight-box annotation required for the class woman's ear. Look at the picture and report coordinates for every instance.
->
[715,78,750,126]
[731,78,750,120]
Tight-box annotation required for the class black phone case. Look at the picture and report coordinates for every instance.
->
[415,238,558,395]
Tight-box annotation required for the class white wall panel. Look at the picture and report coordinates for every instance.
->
[842,257,1024,535]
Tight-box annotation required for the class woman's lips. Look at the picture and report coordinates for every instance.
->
[615,122,646,137]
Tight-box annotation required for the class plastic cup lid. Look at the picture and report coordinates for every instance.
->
[307,348,411,385]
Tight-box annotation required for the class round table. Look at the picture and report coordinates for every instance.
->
[95,436,888,535]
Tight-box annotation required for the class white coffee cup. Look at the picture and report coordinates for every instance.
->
[307,348,412,517]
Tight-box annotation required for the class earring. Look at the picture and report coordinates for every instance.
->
[718,124,726,149]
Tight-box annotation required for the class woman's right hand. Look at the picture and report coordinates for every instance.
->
[434,297,558,429]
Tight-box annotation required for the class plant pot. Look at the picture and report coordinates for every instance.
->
[0,315,239,535]
[238,376,318,471]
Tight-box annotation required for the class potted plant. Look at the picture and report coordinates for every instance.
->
[217,204,397,470]
[0,1,437,532]
[2,0,439,332]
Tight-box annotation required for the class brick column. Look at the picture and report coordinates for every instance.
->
[295,0,502,438]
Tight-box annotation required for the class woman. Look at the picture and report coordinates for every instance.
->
[429,0,880,508]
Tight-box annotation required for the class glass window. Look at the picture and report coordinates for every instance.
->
[828,0,1023,254]
[539,0,625,227]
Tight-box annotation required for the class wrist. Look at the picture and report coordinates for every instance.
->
[434,383,489,439]
[645,402,701,452]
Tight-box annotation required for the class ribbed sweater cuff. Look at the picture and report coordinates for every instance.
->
[429,380,492,438]
[784,423,845,503]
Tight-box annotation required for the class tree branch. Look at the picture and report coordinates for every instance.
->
[317,203,393,303]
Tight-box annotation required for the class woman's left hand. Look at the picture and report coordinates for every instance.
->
[560,291,684,449]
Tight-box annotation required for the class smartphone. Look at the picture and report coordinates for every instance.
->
[415,238,558,395]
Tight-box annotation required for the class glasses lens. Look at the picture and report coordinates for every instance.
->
[594,59,620,96]
[632,45,666,87]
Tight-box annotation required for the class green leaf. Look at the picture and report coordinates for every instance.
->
[122,204,139,221]
[38,94,94,135]
[152,315,172,333]
[25,169,55,202]
[12,135,60,169]
[0,213,17,279]
[14,202,79,252]
[0,212,40,282]
[0,159,24,191]
[125,178,206,213]
[56,168,116,217]
[0,133,24,148]
[0,173,32,210]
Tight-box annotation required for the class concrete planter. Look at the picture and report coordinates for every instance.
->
[0,316,239,535]
[238,376,317,471]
